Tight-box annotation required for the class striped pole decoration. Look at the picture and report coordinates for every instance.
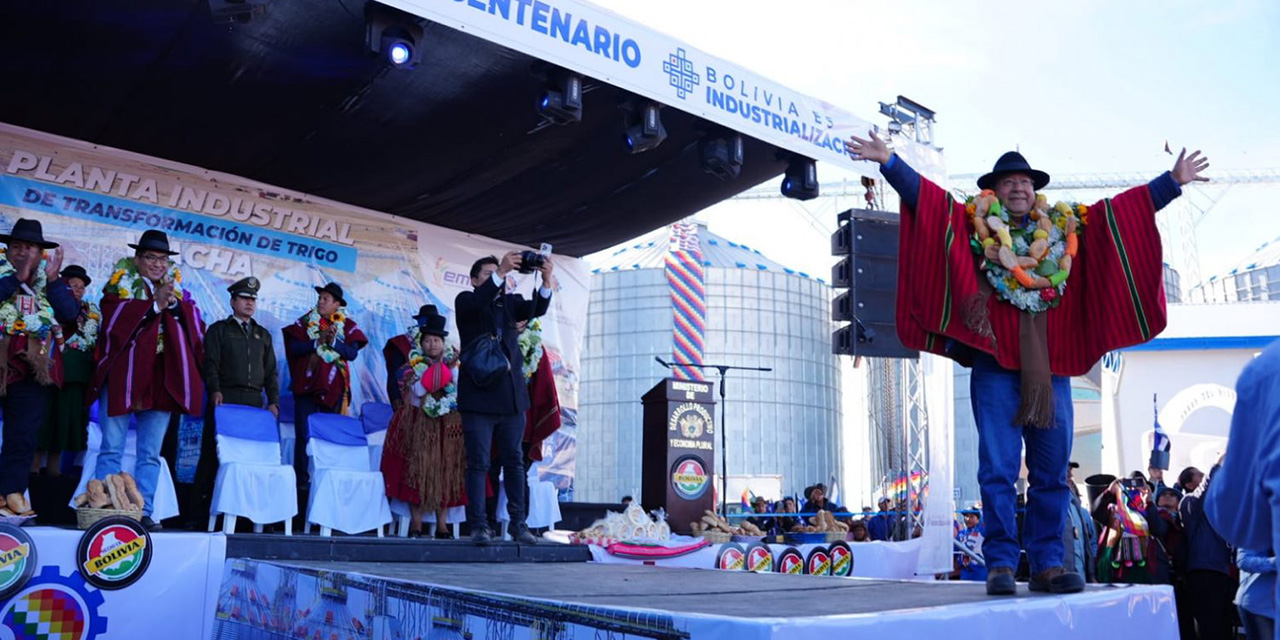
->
[665,223,706,380]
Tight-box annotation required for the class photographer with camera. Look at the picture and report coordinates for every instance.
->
[455,249,554,545]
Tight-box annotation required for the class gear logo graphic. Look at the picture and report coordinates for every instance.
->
[1,566,108,640]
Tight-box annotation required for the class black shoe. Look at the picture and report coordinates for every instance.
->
[512,525,538,545]
[470,527,492,546]
[407,528,423,539]
[986,567,1016,595]
[1028,566,1085,594]
[141,516,163,532]
[434,529,454,540]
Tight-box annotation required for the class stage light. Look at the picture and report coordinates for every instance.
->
[700,133,744,181]
[387,40,412,66]
[623,102,666,154]
[537,73,583,125]
[366,3,424,69]
[781,156,819,200]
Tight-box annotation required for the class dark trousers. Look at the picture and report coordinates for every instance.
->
[293,394,336,491]
[1240,608,1275,640]
[1186,569,1237,640]
[0,379,49,495]
[462,411,526,532]
[486,441,533,530]
[188,389,265,521]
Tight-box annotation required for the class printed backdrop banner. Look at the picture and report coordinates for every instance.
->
[0,122,587,490]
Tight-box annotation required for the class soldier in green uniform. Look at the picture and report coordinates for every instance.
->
[187,276,280,528]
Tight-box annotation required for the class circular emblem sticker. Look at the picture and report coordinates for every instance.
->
[715,542,746,571]
[805,547,831,576]
[77,516,152,590]
[828,541,854,577]
[0,523,37,601]
[1,566,110,640]
[744,542,773,573]
[668,403,714,439]
[775,547,804,575]
[670,455,710,500]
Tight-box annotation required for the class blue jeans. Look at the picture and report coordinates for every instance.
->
[971,354,1073,575]
[95,388,171,516]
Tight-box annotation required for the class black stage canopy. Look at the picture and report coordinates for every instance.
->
[0,1,791,256]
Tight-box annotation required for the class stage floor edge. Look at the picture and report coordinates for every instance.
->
[213,559,1179,640]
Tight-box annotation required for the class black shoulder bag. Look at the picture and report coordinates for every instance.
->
[460,294,511,388]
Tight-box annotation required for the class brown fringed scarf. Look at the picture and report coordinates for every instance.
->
[964,280,1054,429]
[0,334,55,396]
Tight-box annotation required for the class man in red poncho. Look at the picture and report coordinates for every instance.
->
[0,219,80,518]
[847,131,1209,595]
[282,282,366,505]
[92,229,206,531]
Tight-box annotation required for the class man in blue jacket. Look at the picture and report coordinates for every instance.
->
[1207,339,1280,640]
[455,251,553,545]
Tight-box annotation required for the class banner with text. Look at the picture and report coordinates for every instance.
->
[381,0,945,182]
[0,123,586,490]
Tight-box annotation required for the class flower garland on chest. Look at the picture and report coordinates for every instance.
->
[106,257,183,354]
[965,192,1088,314]
[64,301,101,352]
[518,318,544,380]
[407,344,458,418]
[0,249,57,339]
[302,307,347,364]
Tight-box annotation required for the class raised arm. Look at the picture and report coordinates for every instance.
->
[847,130,921,208]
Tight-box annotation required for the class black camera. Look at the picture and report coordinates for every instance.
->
[517,250,546,274]
[1121,477,1146,491]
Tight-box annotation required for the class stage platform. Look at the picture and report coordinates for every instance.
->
[224,532,592,563]
[212,559,1180,640]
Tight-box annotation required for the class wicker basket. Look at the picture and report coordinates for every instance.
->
[700,531,732,543]
[76,507,142,530]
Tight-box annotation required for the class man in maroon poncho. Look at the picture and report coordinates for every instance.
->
[92,229,206,531]
[847,131,1209,595]
[282,282,366,507]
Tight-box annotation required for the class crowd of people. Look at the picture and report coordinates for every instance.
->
[0,221,559,545]
[738,484,922,542]
[948,461,1250,640]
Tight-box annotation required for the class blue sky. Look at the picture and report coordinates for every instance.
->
[590,0,1280,283]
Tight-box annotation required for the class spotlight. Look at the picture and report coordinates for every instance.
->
[780,155,819,200]
[537,73,583,125]
[366,3,423,69]
[700,133,744,181]
[623,102,666,154]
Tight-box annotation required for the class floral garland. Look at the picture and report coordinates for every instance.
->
[407,344,458,418]
[0,249,58,339]
[965,192,1087,314]
[64,301,101,352]
[106,256,183,354]
[518,318,544,380]
[302,307,348,364]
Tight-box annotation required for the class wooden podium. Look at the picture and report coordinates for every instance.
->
[641,378,716,534]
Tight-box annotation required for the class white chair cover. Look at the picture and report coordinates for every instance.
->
[305,414,391,536]
[72,421,180,521]
[209,405,297,528]
[495,463,561,529]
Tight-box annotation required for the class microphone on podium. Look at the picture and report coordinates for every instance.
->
[654,356,673,369]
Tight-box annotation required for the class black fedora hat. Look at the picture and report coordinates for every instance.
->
[313,282,346,306]
[977,151,1050,191]
[0,218,58,249]
[128,229,179,256]
[60,265,92,286]
[420,309,448,338]
[412,304,437,323]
